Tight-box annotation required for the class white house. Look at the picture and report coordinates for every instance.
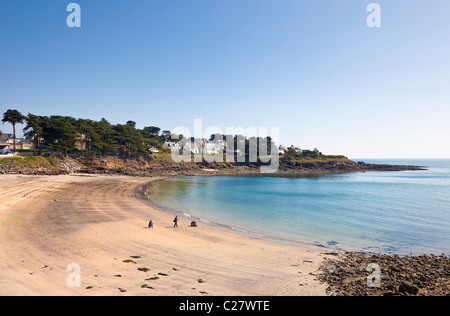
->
[290,145,302,154]
[163,141,177,150]
[278,145,288,155]
[188,142,201,154]
[203,143,222,155]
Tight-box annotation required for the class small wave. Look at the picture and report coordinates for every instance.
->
[231,227,250,234]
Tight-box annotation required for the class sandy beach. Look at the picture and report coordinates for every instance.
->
[0,174,329,296]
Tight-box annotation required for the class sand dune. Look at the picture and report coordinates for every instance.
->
[0,174,328,296]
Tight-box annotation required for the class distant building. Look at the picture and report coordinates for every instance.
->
[163,141,178,150]
[0,133,34,150]
[188,142,200,154]
[278,145,288,154]
[74,135,85,151]
[0,133,12,147]
[301,148,322,157]
[19,139,34,150]
[0,133,11,143]
[203,143,222,155]
[290,145,302,154]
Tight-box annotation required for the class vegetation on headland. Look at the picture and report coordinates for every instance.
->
[0,156,61,168]
[1,109,346,162]
[3,110,164,157]
[0,109,425,176]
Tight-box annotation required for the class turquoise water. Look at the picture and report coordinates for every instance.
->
[143,159,450,255]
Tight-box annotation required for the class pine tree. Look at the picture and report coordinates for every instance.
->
[2,109,26,152]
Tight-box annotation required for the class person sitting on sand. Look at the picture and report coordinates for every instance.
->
[190,221,197,227]
[148,220,153,228]
[173,216,179,228]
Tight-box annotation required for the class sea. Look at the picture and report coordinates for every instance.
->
[143,159,450,255]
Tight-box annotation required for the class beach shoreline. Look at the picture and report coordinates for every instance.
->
[0,174,330,296]
[1,173,447,296]
[0,154,426,177]
[134,178,337,253]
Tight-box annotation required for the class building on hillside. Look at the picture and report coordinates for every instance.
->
[302,148,322,157]
[188,142,200,154]
[278,145,288,155]
[74,134,87,151]
[0,133,35,150]
[163,141,178,150]
[0,133,12,147]
[290,145,302,154]
[0,133,10,142]
[203,143,222,155]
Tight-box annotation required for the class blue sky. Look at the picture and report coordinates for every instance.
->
[1,0,449,158]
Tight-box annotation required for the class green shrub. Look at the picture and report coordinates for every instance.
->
[0,156,61,168]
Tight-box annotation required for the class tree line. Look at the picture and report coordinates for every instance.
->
[2,109,280,161]
[2,109,167,157]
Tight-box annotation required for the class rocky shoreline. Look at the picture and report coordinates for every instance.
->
[319,251,449,296]
[0,156,426,177]
[77,159,426,177]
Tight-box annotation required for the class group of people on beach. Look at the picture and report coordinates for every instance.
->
[148,216,197,229]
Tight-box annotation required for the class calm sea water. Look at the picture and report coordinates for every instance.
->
[144,159,450,255]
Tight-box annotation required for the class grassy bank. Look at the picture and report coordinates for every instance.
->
[0,156,61,168]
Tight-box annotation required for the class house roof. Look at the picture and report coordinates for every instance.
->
[0,134,12,141]
[189,142,200,149]
[0,133,32,142]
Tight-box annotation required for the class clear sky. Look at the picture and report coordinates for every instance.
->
[1,0,449,158]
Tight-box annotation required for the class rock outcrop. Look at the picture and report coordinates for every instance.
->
[75,157,425,177]
[0,155,426,177]
[319,252,450,296]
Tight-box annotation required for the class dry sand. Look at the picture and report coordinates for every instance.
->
[0,174,329,296]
